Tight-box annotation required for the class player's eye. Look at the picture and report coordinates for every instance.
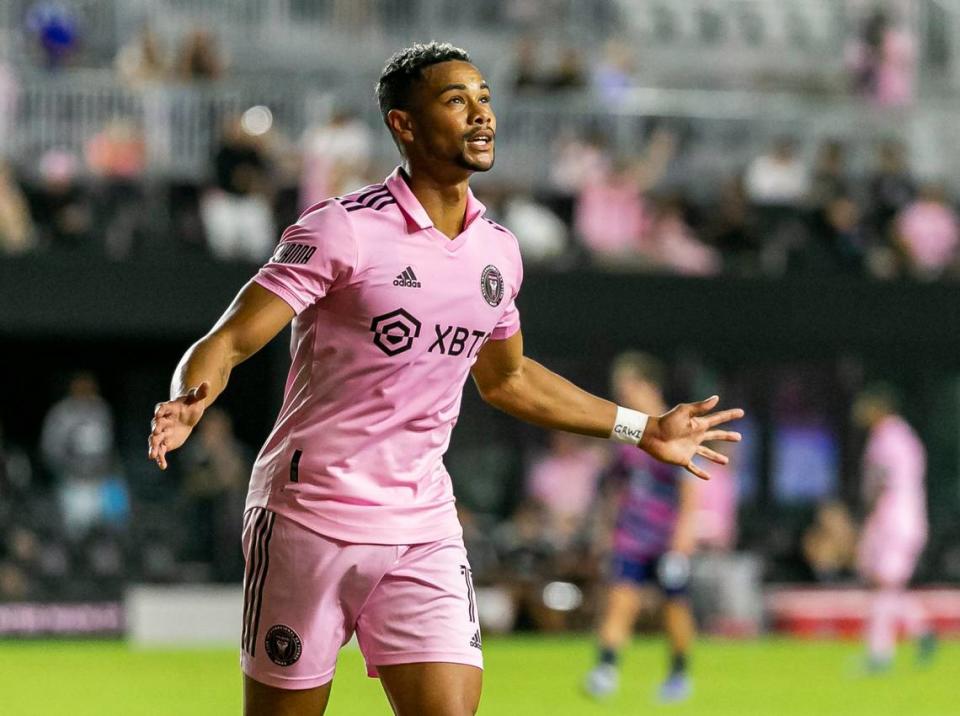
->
[479,95,491,104]
[448,96,465,104]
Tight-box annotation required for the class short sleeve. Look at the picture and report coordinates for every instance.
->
[490,241,523,340]
[253,200,356,314]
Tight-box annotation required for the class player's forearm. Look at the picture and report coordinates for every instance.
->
[169,332,239,404]
[478,357,620,438]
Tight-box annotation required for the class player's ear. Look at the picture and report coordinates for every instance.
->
[386,108,415,145]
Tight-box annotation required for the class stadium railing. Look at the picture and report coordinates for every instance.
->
[4,71,958,189]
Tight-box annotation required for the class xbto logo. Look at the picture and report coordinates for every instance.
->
[370,309,490,358]
[370,308,421,356]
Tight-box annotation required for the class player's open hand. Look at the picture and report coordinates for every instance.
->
[147,382,210,470]
[639,395,743,480]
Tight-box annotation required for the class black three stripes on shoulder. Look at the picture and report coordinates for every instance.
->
[483,218,509,234]
[340,185,396,213]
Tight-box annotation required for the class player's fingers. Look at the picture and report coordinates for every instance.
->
[689,395,720,415]
[696,445,728,465]
[704,408,745,428]
[157,444,168,471]
[154,402,175,418]
[685,460,711,481]
[704,430,742,443]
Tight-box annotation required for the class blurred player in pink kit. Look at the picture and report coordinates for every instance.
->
[147,42,743,716]
[853,384,936,672]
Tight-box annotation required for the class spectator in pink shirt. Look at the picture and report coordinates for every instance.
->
[893,184,959,279]
[574,127,675,266]
[643,196,721,276]
[525,431,606,548]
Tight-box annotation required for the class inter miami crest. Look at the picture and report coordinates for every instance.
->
[480,265,504,307]
[264,624,302,667]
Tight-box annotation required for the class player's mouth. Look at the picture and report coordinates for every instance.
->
[465,130,495,151]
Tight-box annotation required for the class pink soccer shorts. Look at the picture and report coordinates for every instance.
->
[240,508,483,690]
[857,530,923,587]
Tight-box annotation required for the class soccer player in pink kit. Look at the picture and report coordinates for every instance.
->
[147,43,743,716]
[853,384,936,672]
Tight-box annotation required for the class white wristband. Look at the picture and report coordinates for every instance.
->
[610,406,649,445]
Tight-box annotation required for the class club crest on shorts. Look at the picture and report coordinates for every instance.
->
[480,265,504,307]
[264,624,302,667]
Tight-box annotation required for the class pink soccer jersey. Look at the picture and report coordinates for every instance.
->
[247,168,523,544]
[861,415,928,547]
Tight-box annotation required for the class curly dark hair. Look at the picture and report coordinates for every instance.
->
[375,42,471,122]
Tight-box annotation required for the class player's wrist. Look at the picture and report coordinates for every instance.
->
[610,406,650,446]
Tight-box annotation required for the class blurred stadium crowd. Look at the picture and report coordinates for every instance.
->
[2,0,960,634]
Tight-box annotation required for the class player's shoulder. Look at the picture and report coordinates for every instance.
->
[334,182,397,215]
[480,216,522,255]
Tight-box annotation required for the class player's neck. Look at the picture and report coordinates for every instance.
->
[402,164,471,240]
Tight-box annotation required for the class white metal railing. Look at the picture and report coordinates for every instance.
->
[5,71,958,188]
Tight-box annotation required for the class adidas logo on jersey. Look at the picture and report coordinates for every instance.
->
[393,266,421,288]
[469,629,482,650]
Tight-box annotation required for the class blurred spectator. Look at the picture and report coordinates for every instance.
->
[494,499,555,581]
[546,47,587,91]
[85,120,147,181]
[706,177,761,275]
[848,8,915,108]
[643,195,721,276]
[512,36,546,93]
[26,150,95,251]
[575,159,647,261]
[0,163,35,254]
[575,128,675,265]
[40,373,129,539]
[592,39,637,102]
[525,431,606,549]
[744,137,809,208]
[202,116,276,262]
[24,2,80,69]
[0,421,33,505]
[501,192,569,264]
[299,109,372,210]
[115,25,168,86]
[808,140,849,212]
[85,119,147,258]
[893,184,959,280]
[548,131,610,226]
[180,408,249,581]
[176,29,224,81]
[806,194,866,275]
[866,140,915,240]
[513,39,586,94]
[802,500,858,582]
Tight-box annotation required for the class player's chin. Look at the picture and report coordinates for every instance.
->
[458,151,495,172]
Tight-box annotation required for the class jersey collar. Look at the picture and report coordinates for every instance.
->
[385,166,487,233]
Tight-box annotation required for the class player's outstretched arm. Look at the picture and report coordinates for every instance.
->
[471,331,743,480]
[147,281,295,470]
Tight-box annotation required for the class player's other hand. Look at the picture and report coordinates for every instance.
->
[639,395,743,480]
[147,382,209,470]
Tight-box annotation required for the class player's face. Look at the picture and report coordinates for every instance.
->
[408,61,496,172]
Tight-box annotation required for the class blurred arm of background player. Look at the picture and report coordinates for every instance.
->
[670,477,697,554]
[471,330,743,480]
[148,282,294,470]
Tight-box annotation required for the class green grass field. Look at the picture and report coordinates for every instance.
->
[0,636,954,715]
